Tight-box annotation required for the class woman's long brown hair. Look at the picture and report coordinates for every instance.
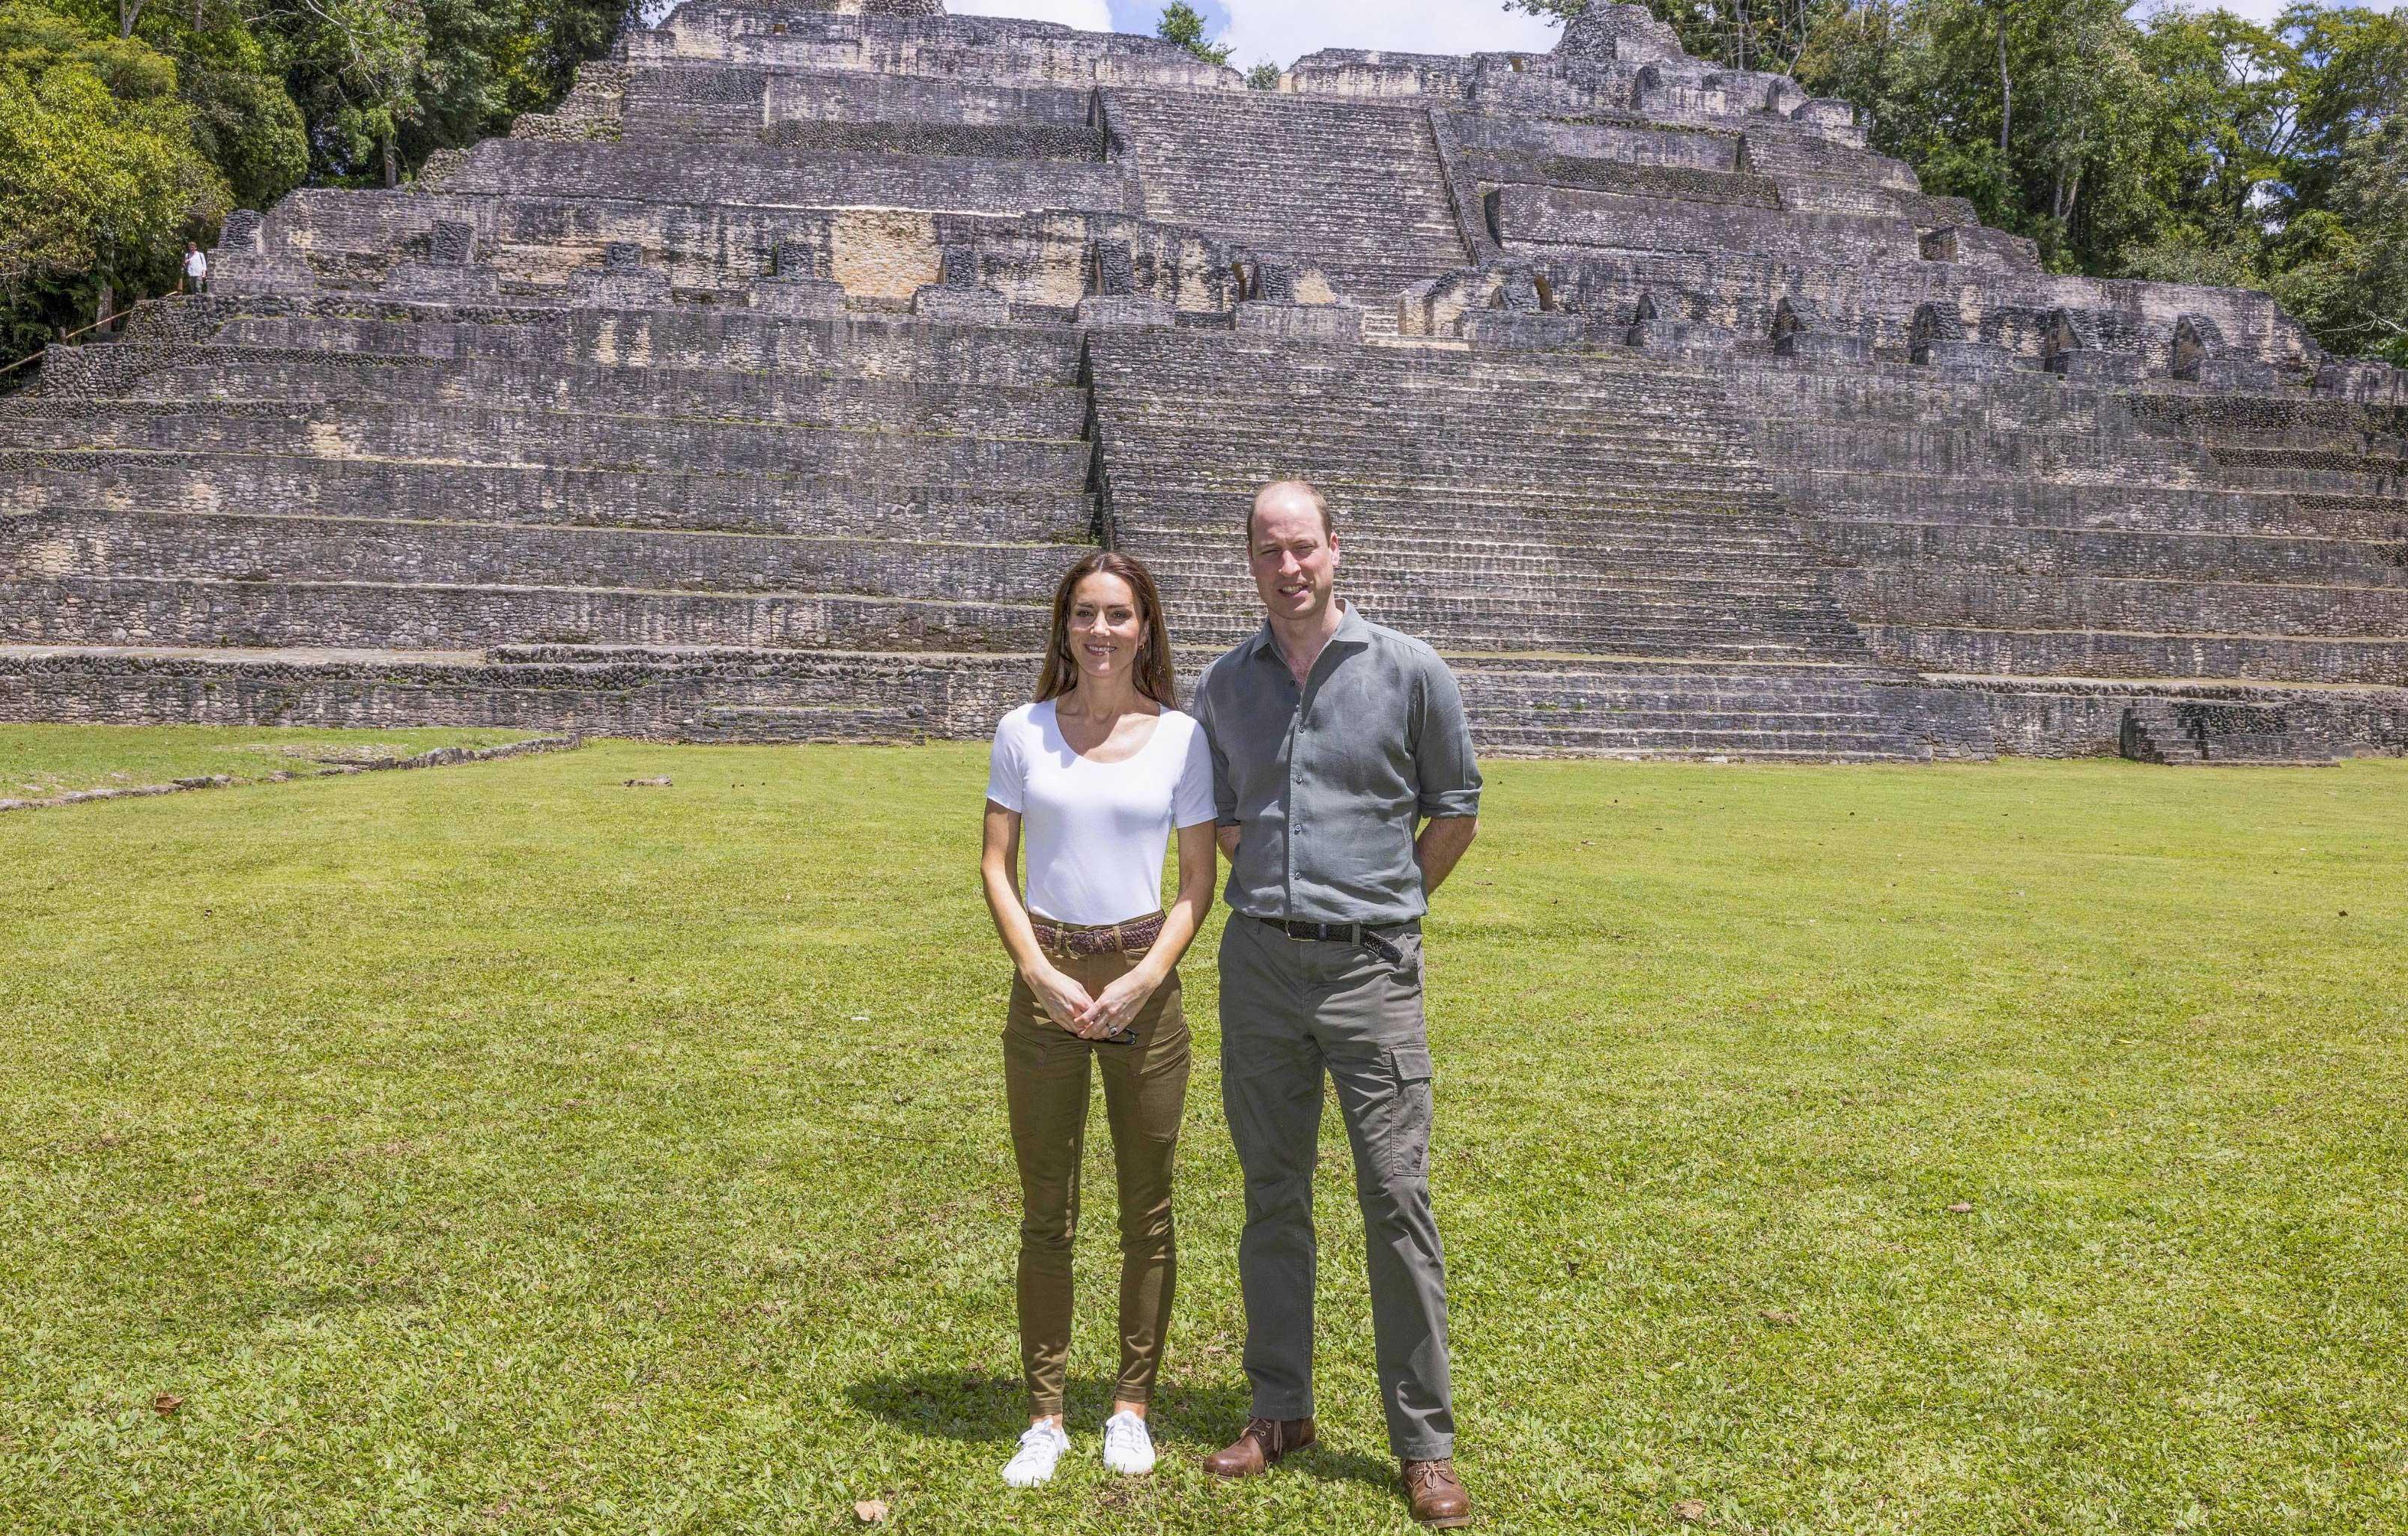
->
[1035,550,1178,706]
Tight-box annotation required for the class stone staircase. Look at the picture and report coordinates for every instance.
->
[0,306,1094,738]
[2118,698,2341,766]
[1087,328,1929,759]
[1735,358,2408,755]
[1107,89,1471,301]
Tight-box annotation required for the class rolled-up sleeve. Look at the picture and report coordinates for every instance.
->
[1413,655,1482,820]
[1195,662,1241,827]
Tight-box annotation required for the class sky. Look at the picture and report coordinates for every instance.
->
[944,0,2325,68]
[945,0,1567,72]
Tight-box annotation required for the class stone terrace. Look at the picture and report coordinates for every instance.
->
[4,0,2404,761]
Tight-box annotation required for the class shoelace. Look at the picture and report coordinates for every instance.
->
[1242,1416,1285,1451]
[1404,1461,1455,1493]
[1106,1416,1147,1453]
[1013,1425,1062,1460]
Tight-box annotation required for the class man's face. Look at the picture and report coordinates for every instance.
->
[1248,493,1338,623]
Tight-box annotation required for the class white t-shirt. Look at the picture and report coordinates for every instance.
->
[184,249,207,277]
[986,699,1217,926]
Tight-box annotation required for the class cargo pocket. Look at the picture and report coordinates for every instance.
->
[1377,1045,1436,1181]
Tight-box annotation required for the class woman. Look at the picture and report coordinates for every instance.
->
[980,550,1217,1487]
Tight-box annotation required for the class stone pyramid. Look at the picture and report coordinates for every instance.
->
[5,0,2403,762]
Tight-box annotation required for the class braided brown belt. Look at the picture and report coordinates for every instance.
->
[1031,911,1166,958]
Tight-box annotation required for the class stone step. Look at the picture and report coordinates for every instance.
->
[1136,551,1834,600]
[1,508,1091,604]
[0,575,1050,655]
[1732,363,2120,431]
[1863,624,2408,687]
[0,459,1099,542]
[683,702,945,741]
[1164,613,1868,660]
[2204,457,2408,497]
[0,642,1037,740]
[1753,419,2203,481]
[1087,330,1732,392]
[1111,483,1793,522]
[2,401,1091,483]
[209,310,1087,384]
[125,350,1092,437]
[1822,519,2408,589]
[1105,444,1772,489]
[440,138,1140,215]
[1776,470,2393,539]
[1467,723,1926,759]
[1834,567,2408,640]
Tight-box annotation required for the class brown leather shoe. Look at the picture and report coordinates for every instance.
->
[1402,1459,1472,1527]
[1202,1416,1316,1478]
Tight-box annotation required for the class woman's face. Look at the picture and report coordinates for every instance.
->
[1066,571,1145,684]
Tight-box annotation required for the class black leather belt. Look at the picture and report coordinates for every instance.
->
[1243,912,1409,964]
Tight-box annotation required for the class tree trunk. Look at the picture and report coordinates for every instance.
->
[118,0,144,37]
[96,281,114,333]
[383,135,399,189]
[1997,1,2011,156]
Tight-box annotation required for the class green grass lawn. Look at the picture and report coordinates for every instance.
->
[2,735,2404,1534]
[0,725,545,801]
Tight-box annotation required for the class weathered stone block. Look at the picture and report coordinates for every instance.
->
[756,277,850,318]
[1458,309,1584,348]
[2046,349,2142,383]
[914,284,1012,321]
[2192,356,2278,393]
[1234,302,1362,343]
[1777,330,1872,365]
[1076,294,1174,328]
[383,261,502,300]
[430,219,478,264]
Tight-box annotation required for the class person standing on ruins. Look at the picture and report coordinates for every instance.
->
[1192,480,1481,1529]
[979,550,1219,1489]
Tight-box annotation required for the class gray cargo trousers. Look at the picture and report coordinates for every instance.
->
[1217,913,1455,1460]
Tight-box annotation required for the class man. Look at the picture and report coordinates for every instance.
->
[181,242,208,295]
[1192,479,1481,1528]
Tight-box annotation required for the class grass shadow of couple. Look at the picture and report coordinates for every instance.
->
[846,1370,1398,1490]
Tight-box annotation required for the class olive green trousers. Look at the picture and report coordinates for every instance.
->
[1003,942,1191,1416]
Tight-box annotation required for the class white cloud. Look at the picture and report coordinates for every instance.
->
[940,0,1565,67]
[1220,0,1563,70]
[948,0,1117,31]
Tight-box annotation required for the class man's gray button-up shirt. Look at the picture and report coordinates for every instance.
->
[1193,603,1482,926]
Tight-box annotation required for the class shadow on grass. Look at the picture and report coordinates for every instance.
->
[846,1372,1397,1489]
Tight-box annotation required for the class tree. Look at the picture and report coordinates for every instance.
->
[0,1,228,345]
[273,0,429,186]
[1156,2,1231,67]
[1246,59,1279,89]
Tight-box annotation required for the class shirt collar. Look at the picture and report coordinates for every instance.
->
[1249,599,1369,666]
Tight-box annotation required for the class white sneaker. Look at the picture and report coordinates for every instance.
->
[1002,1422,1070,1487]
[1101,1409,1156,1476]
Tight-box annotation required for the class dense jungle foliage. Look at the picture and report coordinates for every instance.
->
[0,0,622,361]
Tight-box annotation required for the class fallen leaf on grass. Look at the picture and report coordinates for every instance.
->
[1759,1308,1800,1327]
[1672,1498,1708,1523]
[622,777,673,788]
[151,1394,184,1415]
[1947,1201,1974,1214]
[853,1499,888,1523]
